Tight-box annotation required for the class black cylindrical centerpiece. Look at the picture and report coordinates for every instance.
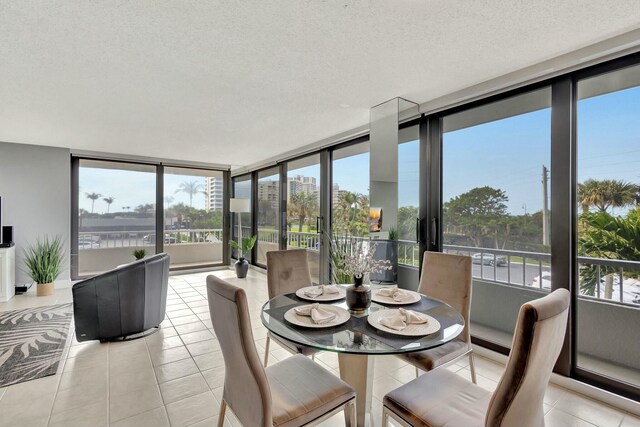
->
[346,274,371,313]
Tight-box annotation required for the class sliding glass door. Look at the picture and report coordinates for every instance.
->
[576,63,640,390]
[76,159,157,276]
[256,167,280,267]
[72,159,227,278]
[231,174,252,263]
[163,167,224,268]
[286,155,322,283]
[440,88,552,349]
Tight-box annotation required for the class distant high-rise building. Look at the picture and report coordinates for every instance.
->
[204,176,224,211]
[257,179,279,210]
[332,183,347,206]
[287,174,318,202]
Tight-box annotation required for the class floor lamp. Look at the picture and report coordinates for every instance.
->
[230,198,251,255]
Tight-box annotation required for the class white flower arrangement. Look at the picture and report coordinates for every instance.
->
[330,237,392,280]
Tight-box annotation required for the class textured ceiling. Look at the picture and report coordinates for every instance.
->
[1,1,640,168]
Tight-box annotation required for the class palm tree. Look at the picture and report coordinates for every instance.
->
[175,180,204,208]
[288,191,318,232]
[85,192,102,214]
[164,196,174,207]
[577,179,637,214]
[578,209,640,299]
[102,196,115,213]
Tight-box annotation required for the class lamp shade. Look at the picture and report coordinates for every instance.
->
[230,198,251,213]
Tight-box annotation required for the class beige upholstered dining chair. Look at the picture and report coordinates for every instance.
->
[397,251,476,382]
[382,288,570,427]
[263,249,319,366]
[207,275,357,427]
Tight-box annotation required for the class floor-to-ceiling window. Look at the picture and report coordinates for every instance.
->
[576,63,640,389]
[256,167,280,266]
[163,167,224,268]
[331,141,370,283]
[231,174,253,262]
[76,159,157,276]
[398,126,420,284]
[72,159,227,278]
[441,88,552,348]
[286,155,321,283]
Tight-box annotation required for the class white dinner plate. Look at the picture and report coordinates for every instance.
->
[284,305,351,328]
[367,309,440,336]
[371,289,422,305]
[295,286,346,302]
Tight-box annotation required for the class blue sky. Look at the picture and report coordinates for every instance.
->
[79,169,210,213]
[80,85,640,216]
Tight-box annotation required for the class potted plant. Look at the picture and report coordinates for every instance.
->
[133,248,147,260]
[23,236,65,296]
[329,235,392,313]
[230,235,257,278]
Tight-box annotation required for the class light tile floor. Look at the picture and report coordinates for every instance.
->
[0,269,638,427]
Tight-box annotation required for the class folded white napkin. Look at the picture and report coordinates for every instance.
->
[379,308,428,331]
[303,285,340,298]
[294,303,337,324]
[320,284,340,294]
[376,286,413,302]
[303,287,324,298]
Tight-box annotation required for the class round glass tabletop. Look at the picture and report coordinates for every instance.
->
[260,285,465,355]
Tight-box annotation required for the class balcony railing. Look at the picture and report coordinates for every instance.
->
[80,228,640,306]
[79,228,224,248]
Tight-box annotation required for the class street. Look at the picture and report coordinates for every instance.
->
[472,262,549,287]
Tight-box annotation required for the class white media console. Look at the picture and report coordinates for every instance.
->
[0,245,15,302]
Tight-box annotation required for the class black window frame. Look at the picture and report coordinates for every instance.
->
[70,156,230,279]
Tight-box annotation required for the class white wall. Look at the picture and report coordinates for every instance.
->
[0,141,71,286]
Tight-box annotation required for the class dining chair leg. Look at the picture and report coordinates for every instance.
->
[311,353,315,361]
[217,399,227,427]
[344,400,356,427]
[263,335,271,367]
[468,352,477,384]
[381,406,389,427]
[414,366,419,378]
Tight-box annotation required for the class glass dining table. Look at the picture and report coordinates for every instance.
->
[260,285,465,427]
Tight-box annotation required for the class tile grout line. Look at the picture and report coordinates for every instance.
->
[46,318,76,426]
[142,330,171,427]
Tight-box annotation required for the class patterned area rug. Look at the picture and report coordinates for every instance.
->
[0,304,73,387]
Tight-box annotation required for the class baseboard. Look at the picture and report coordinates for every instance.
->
[168,265,229,276]
[472,344,640,416]
[54,279,73,289]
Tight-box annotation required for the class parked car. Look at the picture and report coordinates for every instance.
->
[531,273,552,289]
[205,233,221,243]
[471,253,507,266]
[143,233,178,244]
[530,273,640,304]
[78,241,100,249]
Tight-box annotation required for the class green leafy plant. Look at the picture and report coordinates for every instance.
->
[23,236,65,284]
[230,235,257,259]
[133,248,147,260]
[388,227,398,241]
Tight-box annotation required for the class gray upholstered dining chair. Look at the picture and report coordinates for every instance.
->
[263,249,319,366]
[382,288,570,427]
[397,251,476,382]
[207,275,356,427]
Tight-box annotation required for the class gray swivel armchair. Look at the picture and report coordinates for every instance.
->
[72,253,170,342]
